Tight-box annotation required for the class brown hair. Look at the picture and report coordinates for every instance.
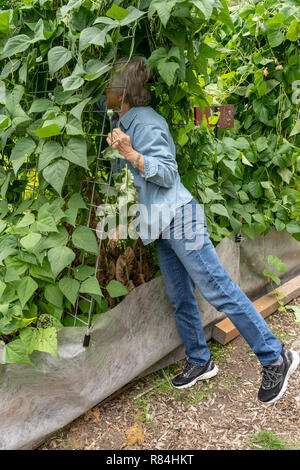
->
[109,56,153,107]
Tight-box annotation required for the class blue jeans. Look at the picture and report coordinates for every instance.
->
[155,198,282,366]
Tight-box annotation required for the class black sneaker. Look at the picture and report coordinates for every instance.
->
[172,358,218,389]
[258,347,300,404]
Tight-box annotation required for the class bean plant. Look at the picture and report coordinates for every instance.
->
[0,0,298,364]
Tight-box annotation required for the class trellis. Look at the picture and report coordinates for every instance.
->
[21,25,138,347]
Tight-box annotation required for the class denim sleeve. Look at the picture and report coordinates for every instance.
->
[132,123,178,188]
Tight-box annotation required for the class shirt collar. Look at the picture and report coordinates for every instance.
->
[119,107,137,130]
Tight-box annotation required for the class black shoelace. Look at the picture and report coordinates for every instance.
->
[182,362,195,377]
[261,366,283,390]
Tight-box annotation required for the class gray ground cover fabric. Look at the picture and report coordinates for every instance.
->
[0,229,299,450]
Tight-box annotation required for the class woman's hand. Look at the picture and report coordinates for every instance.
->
[107,128,135,160]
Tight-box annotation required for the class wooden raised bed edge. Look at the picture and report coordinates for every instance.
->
[212,274,300,345]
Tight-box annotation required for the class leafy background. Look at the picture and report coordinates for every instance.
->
[0,0,299,364]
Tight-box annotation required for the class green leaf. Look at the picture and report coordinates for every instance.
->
[267,30,284,48]
[20,232,42,252]
[0,9,12,34]
[60,0,83,17]
[36,300,63,321]
[255,136,268,152]
[4,267,20,282]
[84,60,111,81]
[0,236,17,265]
[119,6,145,26]
[74,265,95,281]
[48,46,73,75]
[106,279,128,298]
[267,255,286,274]
[289,305,300,323]
[61,75,84,92]
[267,13,285,29]
[16,276,38,308]
[29,99,53,114]
[147,48,167,68]
[48,245,76,278]
[191,0,216,20]
[218,0,235,31]
[44,284,63,308]
[36,204,58,233]
[274,219,285,232]
[61,207,78,226]
[106,4,130,21]
[286,221,300,235]
[16,212,35,228]
[222,159,238,175]
[38,141,62,172]
[37,313,63,329]
[66,115,83,135]
[0,114,11,129]
[62,136,89,170]
[67,192,87,210]
[262,269,281,286]
[157,60,179,87]
[79,26,110,51]
[241,153,253,167]
[69,97,91,121]
[248,181,263,199]
[32,123,61,138]
[210,204,229,218]
[290,120,300,137]
[20,327,58,357]
[9,137,36,176]
[43,159,69,196]
[58,276,80,306]
[3,338,33,365]
[278,167,292,184]
[34,226,69,252]
[71,225,99,255]
[0,279,6,299]
[148,0,177,27]
[30,259,55,281]
[286,19,298,42]
[80,276,103,297]
[0,35,31,59]
[242,224,255,240]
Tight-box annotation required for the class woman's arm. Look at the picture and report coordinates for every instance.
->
[107,125,178,188]
[107,128,145,174]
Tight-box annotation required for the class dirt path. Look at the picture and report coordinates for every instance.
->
[40,296,300,451]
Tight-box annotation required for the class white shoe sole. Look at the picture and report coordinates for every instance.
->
[172,364,219,389]
[260,350,300,405]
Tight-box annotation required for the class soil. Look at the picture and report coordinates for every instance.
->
[39,296,300,451]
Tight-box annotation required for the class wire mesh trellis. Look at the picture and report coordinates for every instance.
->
[20,28,138,347]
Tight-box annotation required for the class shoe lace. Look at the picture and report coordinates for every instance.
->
[182,362,194,377]
[261,365,283,390]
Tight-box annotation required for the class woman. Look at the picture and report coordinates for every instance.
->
[105,56,299,404]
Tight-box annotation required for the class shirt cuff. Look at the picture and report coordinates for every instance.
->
[142,155,158,179]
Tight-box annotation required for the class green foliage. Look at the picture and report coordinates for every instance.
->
[155,0,300,244]
[0,0,299,365]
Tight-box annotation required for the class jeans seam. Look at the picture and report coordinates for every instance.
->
[173,247,199,353]
[190,246,277,359]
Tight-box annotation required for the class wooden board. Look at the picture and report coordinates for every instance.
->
[194,105,235,128]
[212,275,300,345]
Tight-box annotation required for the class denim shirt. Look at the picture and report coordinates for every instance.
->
[115,106,193,245]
